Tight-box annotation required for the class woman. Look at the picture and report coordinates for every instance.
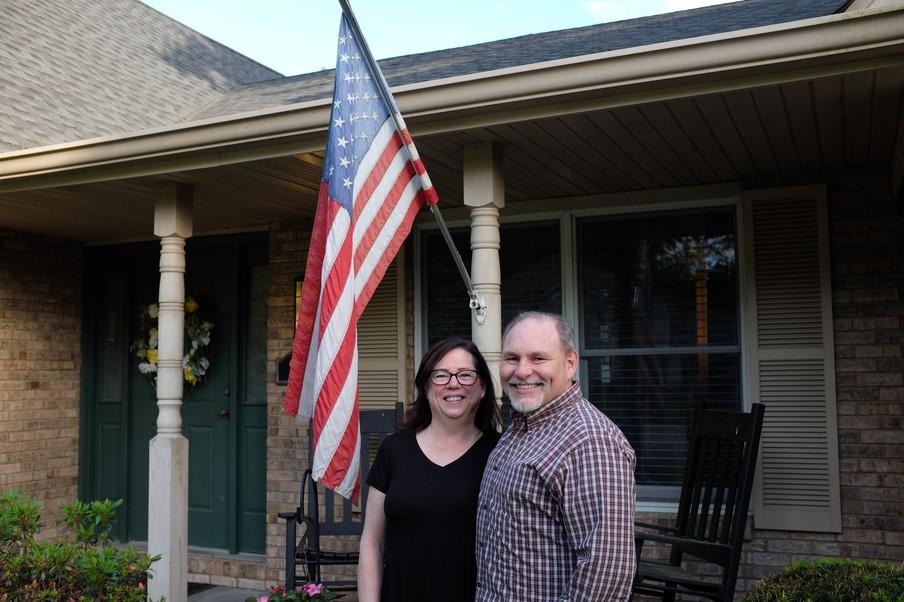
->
[358,338,502,602]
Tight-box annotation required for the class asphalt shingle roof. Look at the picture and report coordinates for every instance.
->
[0,0,281,152]
[0,0,848,151]
[189,0,848,120]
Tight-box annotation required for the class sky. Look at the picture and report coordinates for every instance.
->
[140,0,736,76]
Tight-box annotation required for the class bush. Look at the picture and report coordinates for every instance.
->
[743,558,904,602]
[0,491,162,601]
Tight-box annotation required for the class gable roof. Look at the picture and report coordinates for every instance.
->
[189,0,848,120]
[0,0,852,154]
[0,0,280,152]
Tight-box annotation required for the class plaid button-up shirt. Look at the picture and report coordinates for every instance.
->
[476,383,636,601]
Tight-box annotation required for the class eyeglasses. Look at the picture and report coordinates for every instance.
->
[429,369,479,386]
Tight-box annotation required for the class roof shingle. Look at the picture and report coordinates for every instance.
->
[0,0,281,151]
[0,0,848,150]
[189,0,847,120]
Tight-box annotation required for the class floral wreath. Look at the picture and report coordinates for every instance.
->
[130,297,214,390]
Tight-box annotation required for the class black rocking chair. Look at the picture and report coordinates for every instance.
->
[279,405,400,592]
[633,403,765,602]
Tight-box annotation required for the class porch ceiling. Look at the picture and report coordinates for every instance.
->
[1,65,902,244]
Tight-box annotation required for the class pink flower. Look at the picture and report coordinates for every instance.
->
[302,583,323,596]
[257,596,268,602]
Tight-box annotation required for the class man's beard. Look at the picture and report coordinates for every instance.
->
[507,381,546,413]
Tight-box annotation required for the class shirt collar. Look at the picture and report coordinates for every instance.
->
[511,382,582,432]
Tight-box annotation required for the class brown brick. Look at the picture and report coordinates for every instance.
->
[836,358,878,372]
[856,372,903,387]
[879,387,904,401]
[0,230,81,541]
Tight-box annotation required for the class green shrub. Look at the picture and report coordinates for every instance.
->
[743,558,904,602]
[0,491,162,601]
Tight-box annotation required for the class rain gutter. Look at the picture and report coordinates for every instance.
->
[1,4,903,192]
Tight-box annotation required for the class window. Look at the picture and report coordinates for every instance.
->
[420,221,561,348]
[577,208,741,501]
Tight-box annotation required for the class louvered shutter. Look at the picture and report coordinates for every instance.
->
[358,258,405,410]
[743,185,841,532]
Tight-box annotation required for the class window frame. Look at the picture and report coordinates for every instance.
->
[413,191,752,510]
[574,204,745,501]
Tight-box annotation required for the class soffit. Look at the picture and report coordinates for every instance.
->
[418,66,904,204]
[1,64,900,244]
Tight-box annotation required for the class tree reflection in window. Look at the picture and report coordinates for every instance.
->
[579,210,741,499]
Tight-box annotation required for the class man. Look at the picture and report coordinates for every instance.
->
[476,312,636,601]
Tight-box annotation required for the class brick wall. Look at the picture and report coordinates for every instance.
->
[265,219,314,586]
[730,174,904,594]
[0,228,82,541]
[830,173,904,563]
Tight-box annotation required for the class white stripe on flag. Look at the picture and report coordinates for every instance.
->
[311,345,359,481]
[353,152,409,249]
[298,309,320,419]
[355,176,421,299]
[352,119,396,200]
[310,213,353,405]
[335,423,361,498]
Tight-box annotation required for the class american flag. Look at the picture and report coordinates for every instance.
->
[283,15,438,501]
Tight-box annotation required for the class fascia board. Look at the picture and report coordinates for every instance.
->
[1,5,903,192]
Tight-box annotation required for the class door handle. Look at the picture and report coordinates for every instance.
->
[218,408,231,418]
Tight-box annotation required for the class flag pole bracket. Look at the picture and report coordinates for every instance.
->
[470,294,487,325]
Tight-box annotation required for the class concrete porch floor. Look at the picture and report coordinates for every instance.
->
[187,585,359,601]
[188,585,265,601]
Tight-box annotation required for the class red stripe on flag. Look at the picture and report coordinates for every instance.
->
[423,186,439,205]
[317,394,360,491]
[353,160,417,272]
[353,133,404,219]
[311,326,359,491]
[354,189,427,313]
[311,303,357,435]
[283,183,330,416]
[315,203,353,342]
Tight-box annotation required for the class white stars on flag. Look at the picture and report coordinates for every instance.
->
[322,19,394,211]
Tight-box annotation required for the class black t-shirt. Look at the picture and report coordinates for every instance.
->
[367,430,498,602]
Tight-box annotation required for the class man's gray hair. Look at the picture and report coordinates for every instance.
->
[503,311,577,354]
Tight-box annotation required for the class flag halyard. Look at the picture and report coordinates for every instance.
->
[283,15,436,502]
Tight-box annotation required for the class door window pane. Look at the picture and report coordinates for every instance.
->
[244,264,268,404]
[578,208,741,499]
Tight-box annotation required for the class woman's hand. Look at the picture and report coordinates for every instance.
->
[357,486,387,602]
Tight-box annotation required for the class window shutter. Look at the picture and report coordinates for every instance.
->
[742,185,841,532]
[358,258,405,410]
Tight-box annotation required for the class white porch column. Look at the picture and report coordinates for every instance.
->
[148,182,192,602]
[463,142,505,400]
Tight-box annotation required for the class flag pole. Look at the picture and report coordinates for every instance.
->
[336,0,488,324]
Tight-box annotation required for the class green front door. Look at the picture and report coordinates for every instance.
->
[82,235,267,553]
